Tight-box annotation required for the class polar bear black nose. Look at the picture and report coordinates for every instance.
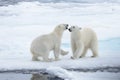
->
[68,29,72,32]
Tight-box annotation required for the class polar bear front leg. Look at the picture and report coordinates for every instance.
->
[71,40,77,59]
[71,39,76,54]
[71,41,84,59]
[54,44,61,61]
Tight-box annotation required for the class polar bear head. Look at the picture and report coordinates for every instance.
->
[53,24,69,37]
[68,26,81,32]
[54,24,69,33]
[56,24,69,30]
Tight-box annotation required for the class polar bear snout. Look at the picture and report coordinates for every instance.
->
[65,24,69,29]
[68,26,81,32]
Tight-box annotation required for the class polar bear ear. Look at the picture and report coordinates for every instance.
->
[73,26,75,28]
[72,26,75,28]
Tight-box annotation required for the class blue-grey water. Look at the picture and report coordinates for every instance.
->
[99,38,120,51]
[0,73,63,80]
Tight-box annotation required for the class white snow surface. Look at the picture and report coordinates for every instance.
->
[46,67,73,80]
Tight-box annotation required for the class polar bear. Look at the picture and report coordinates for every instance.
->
[30,24,69,61]
[68,26,98,59]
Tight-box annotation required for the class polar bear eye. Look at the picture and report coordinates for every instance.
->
[73,26,75,28]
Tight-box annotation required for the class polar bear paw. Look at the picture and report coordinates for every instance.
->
[79,56,85,58]
[43,58,54,62]
[71,56,75,59]
[32,57,40,61]
[55,58,60,61]
[91,55,97,58]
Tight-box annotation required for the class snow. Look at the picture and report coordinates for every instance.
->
[0,55,120,71]
[0,1,120,80]
[46,67,73,80]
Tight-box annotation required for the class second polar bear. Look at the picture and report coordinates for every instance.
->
[30,24,69,61]
[68,26,98,59]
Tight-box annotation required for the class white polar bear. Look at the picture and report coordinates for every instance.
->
[68,26,98,59]
[30,24,69,61]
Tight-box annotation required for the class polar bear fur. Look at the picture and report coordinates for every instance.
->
[30,24,69,61]
[68,26,98,59]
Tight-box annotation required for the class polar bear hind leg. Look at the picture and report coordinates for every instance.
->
[90,40,98,57]
[91,47,98,57]
[71,42,77,59]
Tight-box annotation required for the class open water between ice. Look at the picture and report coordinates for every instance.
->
[0,73,63,80]
[0,67,120,80]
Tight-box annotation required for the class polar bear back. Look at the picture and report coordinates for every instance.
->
[31,33,56,55]
[80,28,97,48]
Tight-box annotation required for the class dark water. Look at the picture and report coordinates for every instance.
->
[0,73,63,80]
[0,0,120,6]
